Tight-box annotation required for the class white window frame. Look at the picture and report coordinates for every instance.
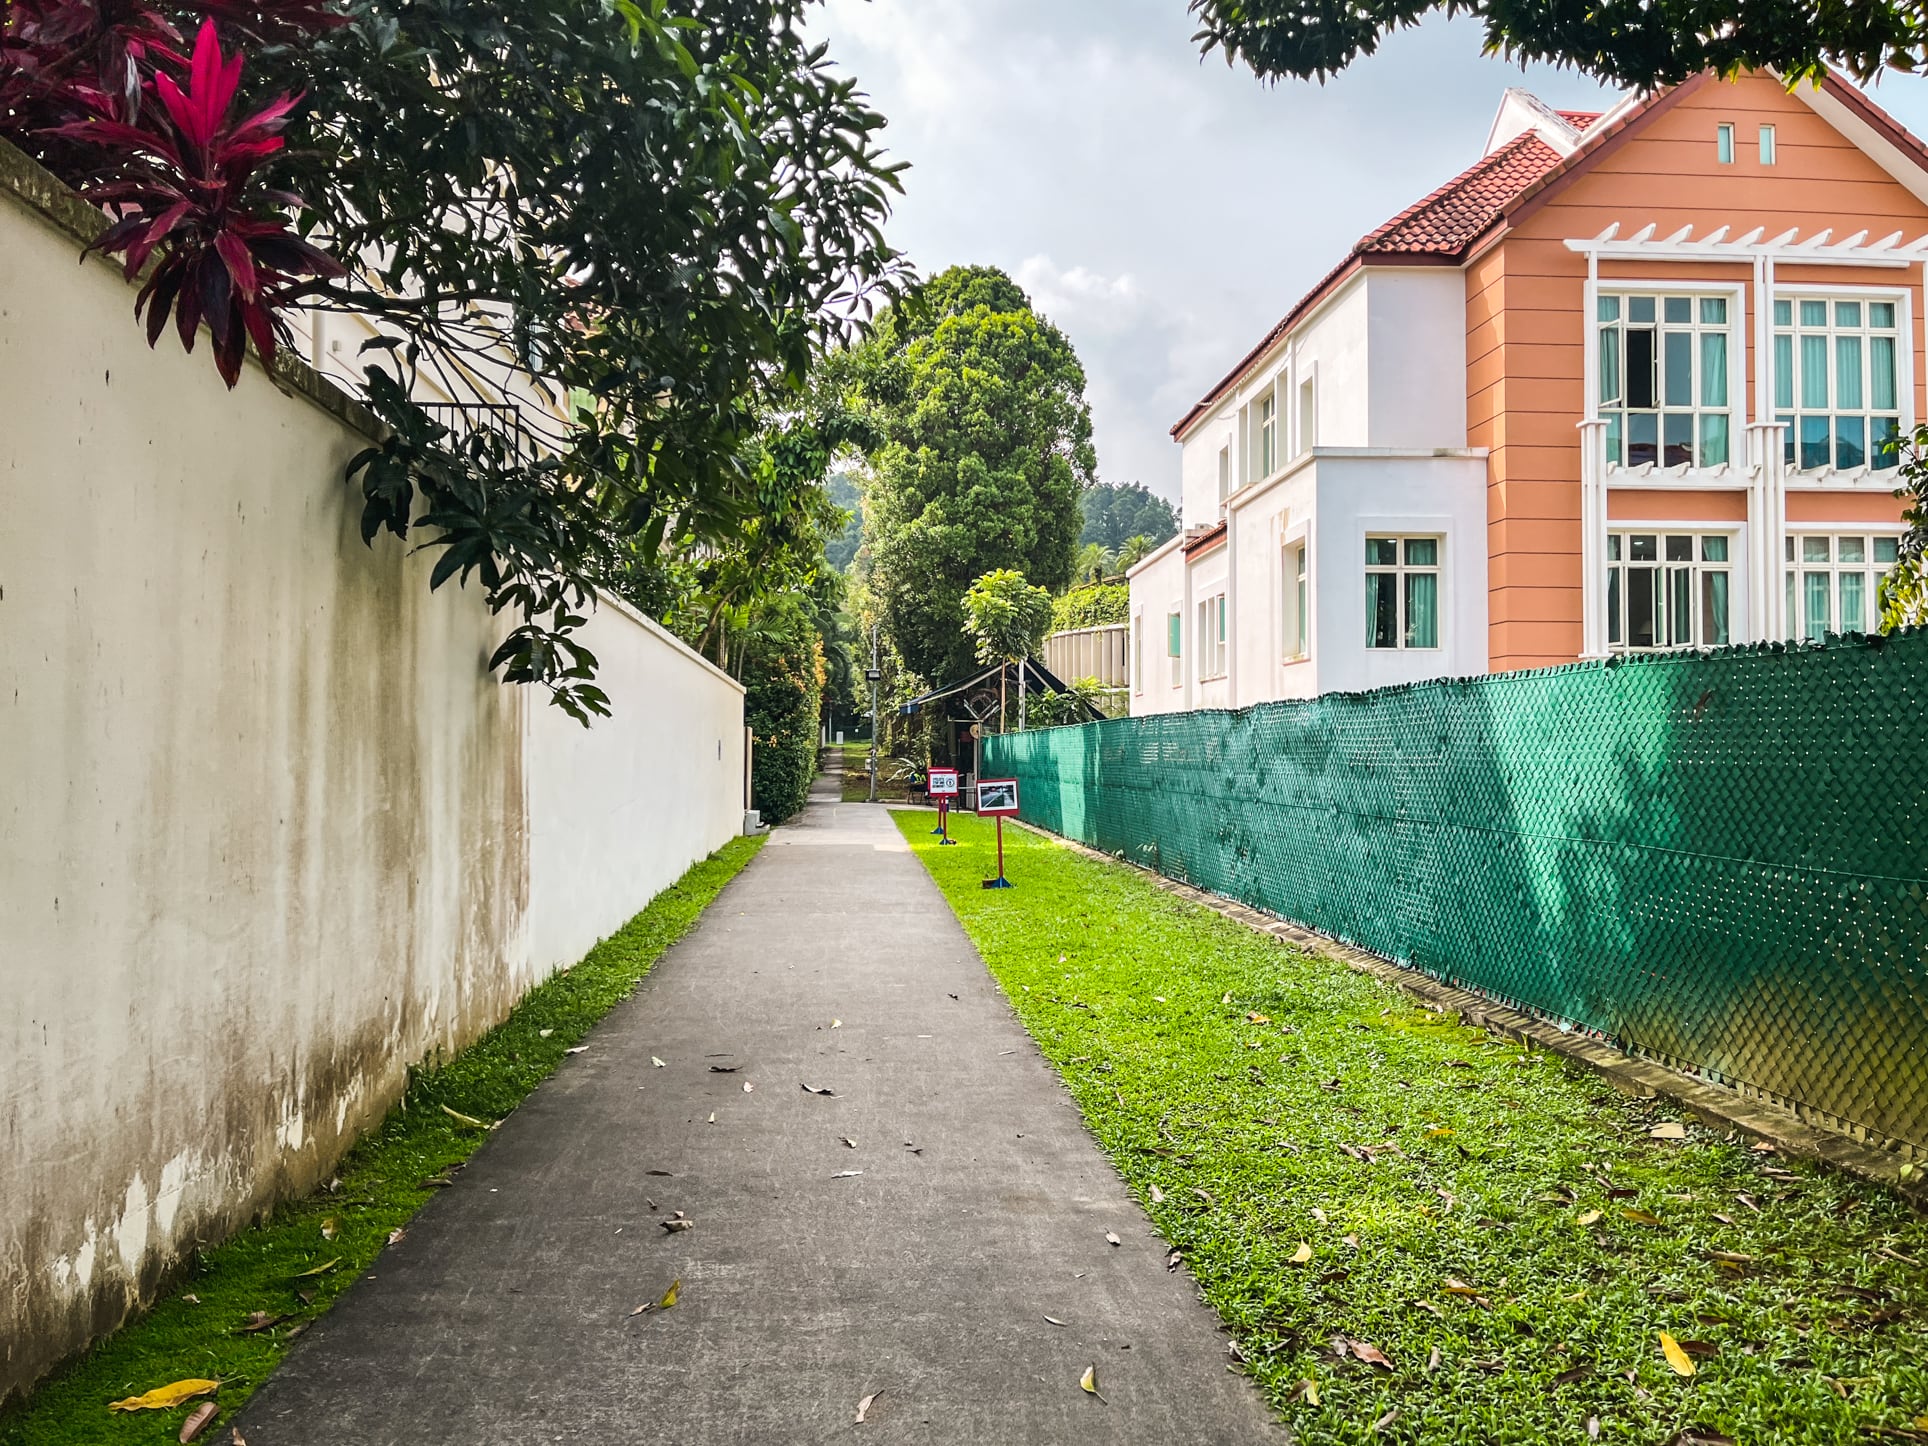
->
[1772,286,1910,477]
[1196,592,1228,680]
[1784,531,1903,641]
[1596,285,1744,474]
[1281,533,1311,662]
[1257,389,1279,480]
[1166,608,1182,689]
[1759,124,1776,165]
[1605,529,1736,652]
[1716,123,1735,164]
[1296,370,1317,456]
[1364,535,1442,651]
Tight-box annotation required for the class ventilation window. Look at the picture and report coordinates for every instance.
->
[1716,123,1734,164]
[1759,125,1777,165]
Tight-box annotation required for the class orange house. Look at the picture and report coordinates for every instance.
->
[1127,73,1922,715]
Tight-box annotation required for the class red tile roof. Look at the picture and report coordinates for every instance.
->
[1557,109,1603,131]
[1170,132,1568,437]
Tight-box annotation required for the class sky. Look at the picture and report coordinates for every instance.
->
[808,0,1928,502]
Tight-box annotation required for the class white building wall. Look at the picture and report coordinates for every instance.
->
[1365,269,1470,448]
[0,149,745,1403]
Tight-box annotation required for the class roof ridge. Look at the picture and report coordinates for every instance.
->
[1358,131,1555,253]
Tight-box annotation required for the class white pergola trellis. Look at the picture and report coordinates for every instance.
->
[1564,221,1928,266]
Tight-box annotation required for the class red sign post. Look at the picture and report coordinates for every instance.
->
[974,777,1019,888]
[927,767,959,845]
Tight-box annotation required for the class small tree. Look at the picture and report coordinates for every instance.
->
[1879,429,1928,630]
[962,569,1052,733]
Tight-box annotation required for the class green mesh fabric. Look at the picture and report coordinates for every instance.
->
[983,631,1928,1151]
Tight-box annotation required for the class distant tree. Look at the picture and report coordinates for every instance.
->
[962,569,1053,733]
[850,266,1095,685]
[1186,0,1915,88]
[1080,483,1177,554]
[824,473,865,573]
[1051,584,1130,633]
[1116,534,1158,572]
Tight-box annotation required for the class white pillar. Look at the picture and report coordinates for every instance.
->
[1578,419,1609,657]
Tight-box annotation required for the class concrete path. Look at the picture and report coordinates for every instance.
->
[235,786,1280,1445]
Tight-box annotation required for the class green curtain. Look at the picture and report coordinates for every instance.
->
[1405,573,1439,649]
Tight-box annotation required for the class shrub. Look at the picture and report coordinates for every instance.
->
[741,598,825,825]
[1051,583,1128,633]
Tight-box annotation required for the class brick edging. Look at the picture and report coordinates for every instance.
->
[1017,820,1927,1207]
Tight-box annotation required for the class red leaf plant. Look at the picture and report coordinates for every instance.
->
[57,17,345,387]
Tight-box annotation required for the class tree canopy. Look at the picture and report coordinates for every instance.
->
[1186,0,1925,88]
[848,265,1095,686]
[1080,482,1178,554]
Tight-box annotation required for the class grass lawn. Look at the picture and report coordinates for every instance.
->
[898,810,1928,1446]
[0,836,764,1446]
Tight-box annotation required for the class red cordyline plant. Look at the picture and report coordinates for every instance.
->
[4,2,346,386]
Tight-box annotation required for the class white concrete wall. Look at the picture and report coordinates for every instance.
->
[1365,269,1469,448]
[0,148,744,1403]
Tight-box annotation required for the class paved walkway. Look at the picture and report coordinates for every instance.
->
[235,786,1279,1444]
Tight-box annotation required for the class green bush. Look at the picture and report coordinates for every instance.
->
[1051,583,1128,633]
[742,599,825,825]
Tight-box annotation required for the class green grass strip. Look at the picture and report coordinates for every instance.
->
[1,835,764,1445]
[898,811,1928,1446]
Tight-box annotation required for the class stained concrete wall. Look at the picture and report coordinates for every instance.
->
[0,143,745,1403]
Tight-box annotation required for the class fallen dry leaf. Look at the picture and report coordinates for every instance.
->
[181,1294,200,1305]
[236,1312,283,1334]
[1351,1341,1392,1369]
[290,1259,339,1279]
[651,1056,667,1068]
[440,1105,488,1129]
[1246,1012,1271,1024]
[854,1390,879,1423]
[832,1019,844,1029]
[628,1303,651,1317]
[1427,1345,1442,1372]
[842,1136,859,1149]
[564,1046,589,1056]
[538,1028,553,1038]
[1576,1210,1602,1226]
[1621,1208,1665,1227]
[800,1083,836,1096]
[706,1112,716,1124]
[319,1217,337,1241]
[708,1065,738,1073]
[1149,1184,1164,1203]
[1651,1121,1688,1140]
[832,1170,864,1179]
[1442,1278,1479,1297]
[1373,1409,1400,1432]
[1587,1416,1600,1440]
[742,1082,755,1093]
[179,1401,220,1443]
[659,1279,681,1309]
[1289,1242,1313,1265]
[1045,1315,1068,1327]
[1706,1249,1754,1264]
[661,1216,695,1232]
[1079,1364,1105,1402]
[1105,1231,1121,1247]
[1660,1332,1696,1377]
[108,1380,220,1413]
[1288,1379,1320,1406]
[387,1228,406,1246]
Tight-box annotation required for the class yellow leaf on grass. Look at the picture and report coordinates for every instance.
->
[1289,1242,1313,1265]
[1621,1207,1665,1227]
[1660,1332,1696,1377]
[659,1278,681,1310]
[1246,1013,1271,1024]
[108,1380,220,1412]
[1424,1126,1454,1138]
[1576,1210,1602,1226]
[440,1105,488,1129]
[291,1258,340,1279]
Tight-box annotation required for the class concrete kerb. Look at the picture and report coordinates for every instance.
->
[1012,820,1928,1210]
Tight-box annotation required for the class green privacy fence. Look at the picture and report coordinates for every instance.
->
[982,630,1928,1153]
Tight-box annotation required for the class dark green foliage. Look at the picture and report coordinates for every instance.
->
[0,838,762,1443]
[824,472,864,573]
[852,265,1095,686]
[1079,482,1177,553]
[1187,0,1919,88]
[742,596,825,826]
[903,810,1928,1445]
[1051,583,1129,633]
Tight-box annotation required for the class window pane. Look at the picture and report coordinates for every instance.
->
[1598,295,1621,321]
[1835,301,1862,328]
[1839,536,1866,563]
[1367,573,1398,648]
[1800,415,1831,469]
[1599,325,1621,404]
[1840,570,1866,633]
[1168,613,1182,656]
[1699,412,1729,466]
[1670,565,1693,645]
[1786,536,1796,563]
[1701,535,1729,563]
[1404,537,1438,567]
[1605,413,1622,466]
[1876,536,1900,564]
[1786,571,1797,640]
[1628,412,1658,467]
[1405,572,1439,648]
[1759,125,1776,164]
[1664,412,1694,467]
[1836,335,1864,410]
[1663,330,1693,406]
[1664,296,1692,324]
[1630,296,1656,323]
[1626,329,1656,409]
[1773,334,1794,410]
[1699,332,1727,406]
[1805,570,1831,639]
[1607,567,1621,646]
[1628,567,1658,648]
[1666,535,1694,562]
[1630,534,1658,561]
[1873,415,1901,470]
[1871,301,1896,328]
[1367,537,1399,566]
[1871,335,1897,410]
[1780,414,1796,467]
[1800,334,1829,408]
[1774,299,1792,327]
[1801,299,1827,327]
[1607,534,1622,561]
[1717,125,1735,164]
[1804,536,1831,562]
[1836,415,1866,469]
[1702,570,1730,646]
[1700,297,1727,325]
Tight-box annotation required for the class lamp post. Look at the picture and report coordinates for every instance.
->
[868,621,879,804]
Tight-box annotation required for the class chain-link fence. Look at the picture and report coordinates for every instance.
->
[983,631,1928,1153]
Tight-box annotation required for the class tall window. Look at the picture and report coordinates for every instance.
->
[1786,533,1900,640]
[1298,374,1317,454]
[1216,446,1231,509]
[1258,392,1278,478]
[1775,297,1902,471]
[1598,293,1731,468]
[1282,540,1309,660]
[1196,593,1228,679]
[1606,532,1731,651]
[1717,123,1734,164]
[1365,537,1440,650]
[1132,614,1145,695]
[1759,124,1776,164]
[1167,610,1182,687]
